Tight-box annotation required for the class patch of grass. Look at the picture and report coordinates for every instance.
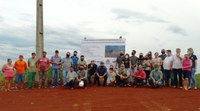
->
[195,74,200,88]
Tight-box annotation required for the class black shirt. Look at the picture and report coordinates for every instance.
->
[159,54,167,70]
[88,64,97,74]
[189,54,197,68]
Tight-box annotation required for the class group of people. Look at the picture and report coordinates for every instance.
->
[1,48,198,91]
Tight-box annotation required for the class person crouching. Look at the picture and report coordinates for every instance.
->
[77,65,87,89]
[148,64,163,88]
[66,66,78,89]
[133,65,146,87]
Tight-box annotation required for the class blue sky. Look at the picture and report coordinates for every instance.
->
[0,0,200,72]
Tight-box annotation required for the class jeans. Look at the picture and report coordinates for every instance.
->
[164,70,174,86]
[51,69,60,86]
[134,78,146,85]
[28,72,36,88]
[116,75,128,86]
[63,70,69,86]
[173,69,183,87]
[39,71,48,88]
[67,80,75,88]
[148,78,162,88]
[130,67,137,83]
[144,70,151,84]
[94,75,107,86]
[87,72,94,84]
[188,68,197,87]
[15,74,25,84]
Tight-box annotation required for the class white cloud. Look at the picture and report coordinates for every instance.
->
[0,0,200,72]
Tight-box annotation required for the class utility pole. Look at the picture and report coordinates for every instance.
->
[36,0,44,59]
[36,0,43,81]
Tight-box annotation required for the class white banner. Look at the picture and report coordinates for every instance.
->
[81,38,126,67]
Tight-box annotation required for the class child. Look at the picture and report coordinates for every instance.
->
[2,59,14,92]
[107,67,116,86]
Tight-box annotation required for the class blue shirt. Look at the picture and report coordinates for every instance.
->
[97,66,107,76]
[51,56,62,69]
[71,56,79,71]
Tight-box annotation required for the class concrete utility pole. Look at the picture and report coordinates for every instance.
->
[36,0,44,59]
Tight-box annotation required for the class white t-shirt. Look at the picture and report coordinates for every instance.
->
[172,55,183,69]
[163,56,173,70]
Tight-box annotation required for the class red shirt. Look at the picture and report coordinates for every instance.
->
[133,70,146,79]
[37,57,50,71]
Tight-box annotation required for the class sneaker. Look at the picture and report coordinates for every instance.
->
[188,87,191,90]
[180,86,183,89]
[194,87,197,90]
[50,86,55,88]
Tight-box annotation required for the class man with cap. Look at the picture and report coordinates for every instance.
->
[50,50,62,88]
[148,64,163,88]
[37,51,50,89]
[14,55,27,90]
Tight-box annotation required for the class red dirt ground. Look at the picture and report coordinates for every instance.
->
[0,86,200,111]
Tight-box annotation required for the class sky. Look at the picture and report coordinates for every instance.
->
[0,0,200,72]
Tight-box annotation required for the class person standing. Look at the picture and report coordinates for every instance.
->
[2,59,14,91]
[78,55,87,70]
[116,51,125,69]
[152,52,162,69]
[71,51,79,72]
[143,52,152,85]
[14,55,27,90]
[188,48,198,90]
[182,54,192,91]
[159,49,167,85]
[138,53,145,66]
[27,52,37,89]
[87,60,97,85]
[163,50,174,87]
[130,50,138,84]
[37,51,50,89]
[171,48,183,88]
[61,52,73,86]
[50,50,62,88]
[159,49,167,70]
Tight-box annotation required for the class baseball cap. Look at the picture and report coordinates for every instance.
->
[19,55,24,58]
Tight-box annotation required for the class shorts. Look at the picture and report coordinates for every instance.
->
[5,77,14,81]
[182,71,190,79]
[15,74,25,83]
